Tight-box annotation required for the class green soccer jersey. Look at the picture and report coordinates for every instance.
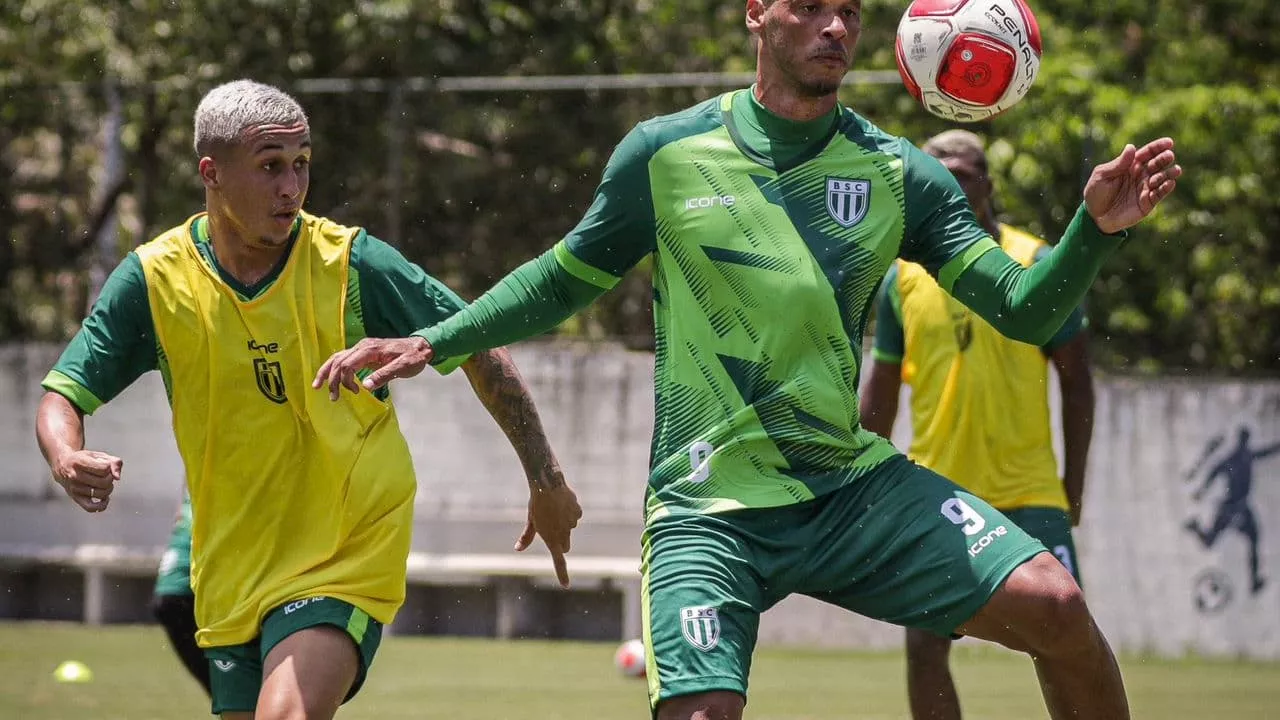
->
[558,90,993,518]
[43,216,471,413]
[421,88,1121,522]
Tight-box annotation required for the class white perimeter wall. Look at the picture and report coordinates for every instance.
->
[2,342,1277,659]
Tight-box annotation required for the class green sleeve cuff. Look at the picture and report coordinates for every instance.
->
[937,236,999,293]
[553,241,621,290]
[1070,202,1128,247]
[41,370,104,415]
[409,328,469,375]
[871,349,903,364]
[430,351,470,376]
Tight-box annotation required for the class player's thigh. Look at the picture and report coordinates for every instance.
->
[206,641,262,716]
[258,597,382,712]
[1003,506,1082,586]
[258,626,357,719]
[803,457,1045,637]
[643,514,768,717]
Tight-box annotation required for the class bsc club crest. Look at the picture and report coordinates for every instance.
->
[680,606,721,651]
[826,177,871,228]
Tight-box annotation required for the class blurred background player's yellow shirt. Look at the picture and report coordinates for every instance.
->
[883,226,1073,511]
[136,213,417,648]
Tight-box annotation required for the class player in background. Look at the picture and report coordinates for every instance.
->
[151,491,211,697]
[860,129,1096,720]
[35,79,581,719]
[312,2,1180,718]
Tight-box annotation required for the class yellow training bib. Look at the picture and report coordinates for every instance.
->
[136,212,417,648]
[896,225,1067,511]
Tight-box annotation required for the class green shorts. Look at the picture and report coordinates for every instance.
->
[640,455,1045,713]
[1003,506,1081,586]
[204,597,382,715]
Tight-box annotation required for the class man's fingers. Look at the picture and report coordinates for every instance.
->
[341,372,362,395]
[74,472,116,491]
[551,549,571,589]
[75,452,121,478]
[1096,143,1136,179]
[363,359,407,392]
[320,350,349,399]
[68,486,109,513]
[312,354,337,389]
[1144,149,1177,175]
[1132,137,1174,165]
[515,521,536,552]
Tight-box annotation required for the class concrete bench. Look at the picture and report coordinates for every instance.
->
[0,544,642,641]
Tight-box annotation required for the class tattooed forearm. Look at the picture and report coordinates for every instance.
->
[462,348,565,491]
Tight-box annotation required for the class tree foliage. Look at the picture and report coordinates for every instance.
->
[2,0,1277,373]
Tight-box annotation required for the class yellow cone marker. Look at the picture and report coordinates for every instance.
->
[53,660,94,683]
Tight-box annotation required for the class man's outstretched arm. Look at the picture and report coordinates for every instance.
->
[460,348,582,588]
[933,138,1181,346]
[314,122,659,395]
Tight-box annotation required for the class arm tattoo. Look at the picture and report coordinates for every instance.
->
[463,349,565,491]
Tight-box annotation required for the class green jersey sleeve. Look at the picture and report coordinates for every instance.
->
[560,123,660,282]
[350,232,471,374]
[951,203,1122,347]
[42,253,159,414]
[1032,244,1088,352]
[871,263,905,364]
[898,140,997,291]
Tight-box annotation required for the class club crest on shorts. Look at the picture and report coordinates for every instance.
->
[254,357,287,404]
[680,606,720,651]
[826,177,871,228]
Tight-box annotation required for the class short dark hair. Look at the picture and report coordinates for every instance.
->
[922,129,988,175]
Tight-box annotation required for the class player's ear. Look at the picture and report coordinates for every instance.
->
[199,157,219,189]
[746,0,766,33]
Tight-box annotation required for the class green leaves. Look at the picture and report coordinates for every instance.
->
[2,0,1279,373]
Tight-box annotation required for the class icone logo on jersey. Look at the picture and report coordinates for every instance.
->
[685,195,735,210]
[283,597,323,614]
[968,525,1009,558]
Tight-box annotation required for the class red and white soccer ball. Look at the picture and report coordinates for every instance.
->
[894,0,1043,123]
[614,638,647,679]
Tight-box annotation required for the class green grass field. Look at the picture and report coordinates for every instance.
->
[0,622,1275,719]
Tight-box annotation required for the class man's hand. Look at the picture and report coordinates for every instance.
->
[1084,137,1182,234]
[312,336,435,400]
[515,478,582,589]
[52,450,122,513]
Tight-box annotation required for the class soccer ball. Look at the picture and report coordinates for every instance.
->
[613,638,647,679]
[894,0,1043,123]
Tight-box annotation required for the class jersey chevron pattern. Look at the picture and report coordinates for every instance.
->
[559,91,990,521]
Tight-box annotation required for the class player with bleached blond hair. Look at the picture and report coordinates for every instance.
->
[36,79,582,719]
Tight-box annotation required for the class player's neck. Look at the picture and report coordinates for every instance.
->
[752,79,839,122]
[204,211,290,287]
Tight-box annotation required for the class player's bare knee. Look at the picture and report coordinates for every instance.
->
[1014,555,1094,657]
[657,690,745,720]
